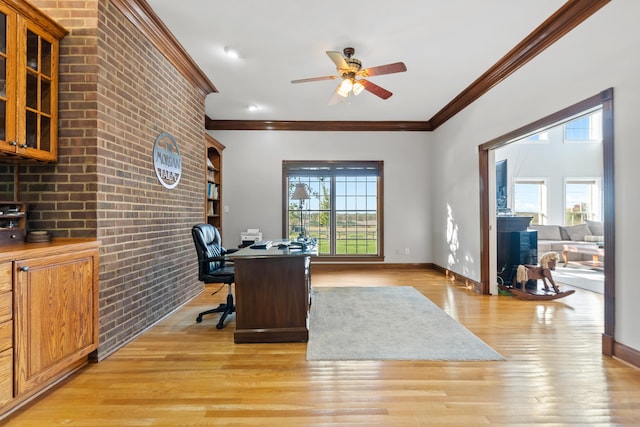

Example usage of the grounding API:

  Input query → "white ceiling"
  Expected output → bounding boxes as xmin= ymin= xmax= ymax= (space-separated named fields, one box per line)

xmin=146 ymin=0 xmax=566 ymax=122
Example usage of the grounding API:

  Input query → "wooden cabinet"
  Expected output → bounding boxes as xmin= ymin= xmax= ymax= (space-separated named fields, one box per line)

xmin=205 ymin=134 xmax=224 ymax=233
xmin=0 ymin=239 xmax=99 ymax=417
xmin=0 ymin=0 xmax=67 ymax=162
xmin=0 ymin=261 xmax=12 ymax=406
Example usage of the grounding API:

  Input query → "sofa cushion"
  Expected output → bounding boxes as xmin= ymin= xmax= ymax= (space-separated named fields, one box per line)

xmin=529 ymin=225 xmax=562 ymax=240
xmin=564 ymin=223 xmax=592 ymax=241
xmin=586 ymin=220 xmax=604 ymax=236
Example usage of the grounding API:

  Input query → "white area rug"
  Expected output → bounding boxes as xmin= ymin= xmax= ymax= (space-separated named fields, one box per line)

xmin=306 ymin=286 xmax=504 ymax=361
xmin=553 ymin=266 xmax=604 ymax=294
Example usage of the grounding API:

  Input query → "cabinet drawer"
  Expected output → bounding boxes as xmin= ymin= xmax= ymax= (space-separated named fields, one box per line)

xmin=0 ymin=292 xmax=11 ymax=324
xmin=0 ymin=263 xmax=11 ymax=293
xmin=0 ymin=321 xmax=11 ymax=353
xmin=0 ymin=348 xmax=12 ymax=406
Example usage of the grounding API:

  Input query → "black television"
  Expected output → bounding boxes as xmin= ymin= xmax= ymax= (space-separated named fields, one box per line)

xmin=496 ymin=159 xmax=508 ymax=211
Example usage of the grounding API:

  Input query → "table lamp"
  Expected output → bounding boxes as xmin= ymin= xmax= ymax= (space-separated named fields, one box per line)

xmin=291 ymin=183 xmax=310 ymax=240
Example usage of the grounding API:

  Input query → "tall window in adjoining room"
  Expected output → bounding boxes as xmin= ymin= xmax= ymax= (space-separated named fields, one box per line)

xmin=564 ymin=178 xmax=601 ymax=225
xmin=513 ymin=179 xmax=547 ymax=224
xmin=283 ymin=161 xmax=383 ymax=259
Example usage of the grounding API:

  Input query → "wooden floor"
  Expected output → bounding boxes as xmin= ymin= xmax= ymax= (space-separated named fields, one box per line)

xmin=4 ymin=267 xmax=640 ymax=426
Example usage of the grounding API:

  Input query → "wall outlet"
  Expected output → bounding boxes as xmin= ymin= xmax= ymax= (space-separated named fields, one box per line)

xmin=404 ymin=248 xmax=410 ymax=255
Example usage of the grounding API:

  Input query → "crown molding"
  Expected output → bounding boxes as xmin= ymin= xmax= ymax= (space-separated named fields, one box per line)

xmin=205 ymin=0 xmax=610 ymax=132
xmin=205 ymin=118 xmax=432 ymax=132
xmin=110 ymin=0 xmax=217 ymax=97
xmin=428 ymin=0 xmax=610 ymax=129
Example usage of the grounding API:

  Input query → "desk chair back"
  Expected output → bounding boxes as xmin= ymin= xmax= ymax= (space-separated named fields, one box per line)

xmin=192 ymin=224 xmax=233 ymax=282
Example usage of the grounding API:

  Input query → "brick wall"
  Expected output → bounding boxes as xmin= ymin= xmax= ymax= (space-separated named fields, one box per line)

xmin=25 ymin=0 xmax=207 ymax=359
xmin=0 ymin=165 xmax=14 ymax=199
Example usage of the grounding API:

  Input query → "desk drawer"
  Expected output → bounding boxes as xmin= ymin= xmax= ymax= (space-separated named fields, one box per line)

xmin=0 ymin=263 xmax=11 ymax=293
xmin=0 ymin=292 xmax=11 ymax=324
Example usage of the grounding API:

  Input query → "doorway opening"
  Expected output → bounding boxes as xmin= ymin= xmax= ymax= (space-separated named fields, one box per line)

xmin=478 ymin=88 xmax=615 ymax=356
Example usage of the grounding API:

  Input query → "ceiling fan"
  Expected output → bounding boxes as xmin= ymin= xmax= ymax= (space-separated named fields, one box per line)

xmin=291 ymin=47 xmax=407 ymax=104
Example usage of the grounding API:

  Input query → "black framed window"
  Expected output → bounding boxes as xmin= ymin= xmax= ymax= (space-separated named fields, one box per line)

xmin=283 ymin=161 xmax=383 ymax=261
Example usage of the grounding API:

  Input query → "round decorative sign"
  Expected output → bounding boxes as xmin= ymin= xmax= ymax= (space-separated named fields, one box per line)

xmin=153 ymin=132 xmax=182 ymax=189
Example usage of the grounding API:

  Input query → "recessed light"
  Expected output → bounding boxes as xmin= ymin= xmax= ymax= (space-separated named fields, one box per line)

xmin=223 ymin=46 xmax=240 ymax=59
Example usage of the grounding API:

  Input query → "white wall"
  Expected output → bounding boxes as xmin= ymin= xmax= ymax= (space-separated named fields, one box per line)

xmin=430 ymin=1 xmax=640 ymax=350
xmin=209 ymin=130 xmax=432 ymax=264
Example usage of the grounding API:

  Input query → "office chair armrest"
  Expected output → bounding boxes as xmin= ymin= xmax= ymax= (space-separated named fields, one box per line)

xmin=223 ymin=248 xmax=239 ymax=255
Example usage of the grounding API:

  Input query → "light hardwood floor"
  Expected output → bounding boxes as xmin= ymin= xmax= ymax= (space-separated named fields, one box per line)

xmin=4 ymin=266 xmax=640 ymax=426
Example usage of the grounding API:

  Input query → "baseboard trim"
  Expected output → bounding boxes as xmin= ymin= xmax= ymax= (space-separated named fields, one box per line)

xmin=612 ymin=339 xmax=640 ymax=369
xmin=312 ymin=263 xmax=433 ymax=271
xmin=431 ymin=264 xmax=482 ymax=292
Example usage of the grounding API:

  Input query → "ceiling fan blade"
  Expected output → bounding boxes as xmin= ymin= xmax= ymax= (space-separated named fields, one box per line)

xmin=360 ymin=79 xmax=393 ymax=99
xmin=359 ymin=62 xmax=407 ymax=77
xmin=291 ymin=75 xmax=337 ymax=84
xmin=326 ymin=51 xmax=349 ymax=70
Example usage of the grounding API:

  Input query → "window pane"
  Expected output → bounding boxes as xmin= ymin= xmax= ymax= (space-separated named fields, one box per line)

xmin=26 ymin=30 xmax=38 ymax=70
xmin=565 ymin=111 xmax=602 ymax=141
xmin=26 ymin=110 xmax=37 ymax=148
xmin=565 ymin=180 xmax=600 ymax=225
xmin=514 ymin=181 xmax=545 ymax=224
xmin=0 ymin=13 xmax=6 ymax=54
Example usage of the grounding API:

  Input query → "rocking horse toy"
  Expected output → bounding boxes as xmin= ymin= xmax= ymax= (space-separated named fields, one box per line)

xmin=498 ymin=252 xmax=575 ymax=300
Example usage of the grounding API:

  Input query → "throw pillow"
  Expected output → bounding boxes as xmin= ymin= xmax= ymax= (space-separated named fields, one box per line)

xmin=564 ymin=223 xmax=592 ymax=241
xmin=586 ymin=220 xmax=604 ymax=236
xmin=584 ymin=235 xmax=604 ymax=242
xmin=529 ymin=225 xmax=562 ymax=240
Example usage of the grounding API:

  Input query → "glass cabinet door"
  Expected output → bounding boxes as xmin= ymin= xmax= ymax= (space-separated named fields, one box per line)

xmin=24 ymin=28 xmax=53 ymax=154
xmin=0 ymin=2 xmax=64 ymax=162
xmin=0 ymin=11 xmax=6 ymax=144
xmin=0 ymin=6 xmax=15 ymax=150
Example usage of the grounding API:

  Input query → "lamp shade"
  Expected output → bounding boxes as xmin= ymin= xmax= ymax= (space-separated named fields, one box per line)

xmin=291 ymin=183 xmax=310 ymax=200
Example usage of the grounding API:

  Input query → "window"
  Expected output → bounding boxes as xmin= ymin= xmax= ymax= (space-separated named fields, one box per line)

xmin=524 ymin=131 xmax=549 ymax=142
xmin=513 ymin=179 xmax=547 ymax=224
xmin=283 ymin=161 xmax=383 ymax=260
xmin=564 ymin=178 xmax=601 ymax=225
xmin=565 ymin=110 xmax=602 ymax=141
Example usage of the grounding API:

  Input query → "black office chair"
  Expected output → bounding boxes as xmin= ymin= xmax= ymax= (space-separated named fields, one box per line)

xmin=191 ymin=224 xmax=236 ymax=329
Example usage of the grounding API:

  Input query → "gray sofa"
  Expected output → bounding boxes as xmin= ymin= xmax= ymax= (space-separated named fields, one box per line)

xmin=529 ymin=220 xmax=604 ymax=262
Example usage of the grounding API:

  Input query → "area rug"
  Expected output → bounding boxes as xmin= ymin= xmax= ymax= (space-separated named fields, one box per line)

xmin=306 ymin=286 xmax=504 ymax=361
xmin=553 ymin=266 xmax=604 ymax=294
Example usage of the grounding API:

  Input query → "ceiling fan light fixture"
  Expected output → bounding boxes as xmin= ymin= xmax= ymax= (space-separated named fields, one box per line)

xmin=352 ymin=80 xmax=365 ymax=96
xmin=337 ymin=78 xmax=353 ymax=97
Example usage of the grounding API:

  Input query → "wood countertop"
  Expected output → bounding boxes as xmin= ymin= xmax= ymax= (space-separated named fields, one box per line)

xmin=0 ymin=239 xmax=100 ymax=262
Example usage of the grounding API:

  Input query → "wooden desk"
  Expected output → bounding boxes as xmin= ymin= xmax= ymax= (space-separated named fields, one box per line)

xmin=229 ymin=244 xmax=316 ymax=343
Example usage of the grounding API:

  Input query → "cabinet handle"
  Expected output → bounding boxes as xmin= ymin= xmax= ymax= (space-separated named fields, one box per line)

xmin=19 ymin=143 xmax=28 ymax=149
xmin=20 ymin=266 xmax=29 ymax=272
xmin=9 ymin=140 xmax=17 ymax=146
